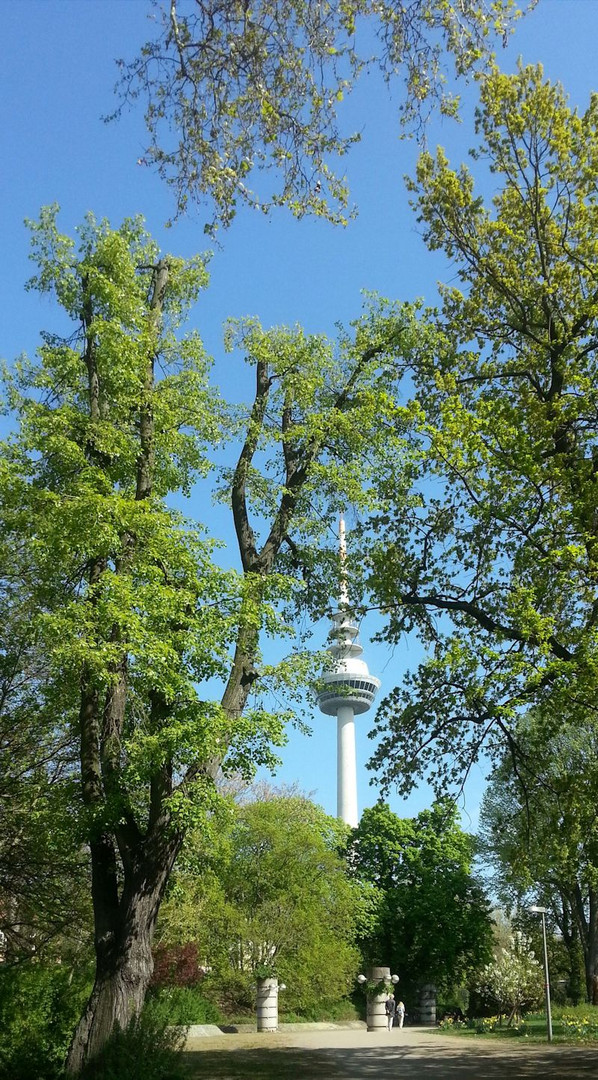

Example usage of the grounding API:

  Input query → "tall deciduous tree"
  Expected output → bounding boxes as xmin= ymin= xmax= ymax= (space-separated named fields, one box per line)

xmin=157 ymin=795 xmax=364 ymax=1014
xmin=479 ymin=708 xmax=598 ymax=1002
xmin=1 ymin=208 xmax=242 ymax=1072
xmin=1 ymin=209 xmax=416 ymax=1069
xmin=115 ymin=0 xmax=526 ymax=229
xmin=364 ymin=64 xmax=598 ymax=797
xmin=348 ymin=802 xmax=492 ymax=998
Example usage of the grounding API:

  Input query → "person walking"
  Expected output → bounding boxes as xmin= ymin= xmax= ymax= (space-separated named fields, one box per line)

xmin=385 ymin=994 xmax=396 ymax=1031
xmin=396 ymin=1000 xmax=405 ymax=1028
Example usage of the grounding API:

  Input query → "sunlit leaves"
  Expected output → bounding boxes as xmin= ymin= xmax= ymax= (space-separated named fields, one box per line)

xmin=349 ymin=801 xmax=493 ymax=994
xmin=366 ymin=65 xmax=598 ymax=798
xmin=115 ymin=0 xmax=521 ymax=230
xmin=0 ymin=209 xmax=241 ymax=837
xmin=158 ymin=794 xmax=363 ymax=1013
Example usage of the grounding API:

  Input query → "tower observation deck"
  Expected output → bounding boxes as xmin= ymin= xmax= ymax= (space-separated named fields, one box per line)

xmin=316 ymin=517 xmax=380 ymax=827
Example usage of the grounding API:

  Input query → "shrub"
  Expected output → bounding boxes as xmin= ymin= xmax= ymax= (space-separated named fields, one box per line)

xmin=145 ymin=985 xmax=223 ymax=1025
xmin=77 ymin=1008 xmax=187 ymax=1080
xmin=151 ymin=943 xmax=207 ymax=990
xmin=0 ymin=961 xmax=91 ymax=1080
xmin=281 ymin=998 xmax=361 ymax=1023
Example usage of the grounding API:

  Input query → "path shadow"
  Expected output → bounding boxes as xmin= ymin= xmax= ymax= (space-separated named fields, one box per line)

xmin=183 ymin=1042 xmax=598 ymax=1079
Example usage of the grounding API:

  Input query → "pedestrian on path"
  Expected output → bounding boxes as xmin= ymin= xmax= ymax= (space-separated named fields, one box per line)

xmin=385 ymin=994 xmax=396 ymax=1031
xmin=396 ymin=1000 xmax=405 ymax=1028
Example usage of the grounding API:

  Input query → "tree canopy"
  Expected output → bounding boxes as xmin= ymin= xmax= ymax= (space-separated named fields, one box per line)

xmin=348 ymin=801 xmax=492 ymax=998
xmin=157 ymin=794 xmax=365 ymax=1014
xmin=0 ymin=586 xmax=90 ymax=963
xmin=0 ymin=207 xmax=419 ymax=1069
xmin=115 ymin=0 xmax=525 ymax=229
xmin=362 ymin=63 xmax=598 ymax=797
xmin=479 ymin=706 xmax=598 ymax=1001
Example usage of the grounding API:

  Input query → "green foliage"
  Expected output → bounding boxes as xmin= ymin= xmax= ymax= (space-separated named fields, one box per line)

xmin=116 ymin=0 xmax=522 ymax=229
xmin=0 ymin=207 xmax=245 ymax=838
xmin=349 ymin=802 xmax=493 ymax=998
xmin=366 ymin=63 xmax=598 ymax=799
xmin=479 ymin=706 xmax=598 ymax=1001
xmin=482 ymin=711 xmax=598 ymax=898
xmin=438 ymin=1014 xmax=469 ymax=1031
xmin=1 ymin=206 xmax=430 ymax=1064
xmin=145 ymin=985 xmax=223 ymax=1026
xmin=0 ymin=478 xmax=91 ymax=960
xmin=0 ymin=207 xmax=253 ymax=1067
xmin=560 ymin=1012 xmax=598 ymax=1041
xmin=0 ymin=642 xmax=91 ymax=960
xmin=157 ymin=795 xmax=363 ymax=1016
xmin=442 ymin=1004 xmax=598 ymax=1042
xmin=76 ymin=1008 xmax=187 ymax=1080
xmin=553 ymin=1005 xmax=598 ymax=1041
xmin=469 ymin=1014 xmax=527 ymax=1034
xmin=280 ymin=998 xmax=360 ymax=1023
xmin=0 ymin=963 xmax=91 ymax=1080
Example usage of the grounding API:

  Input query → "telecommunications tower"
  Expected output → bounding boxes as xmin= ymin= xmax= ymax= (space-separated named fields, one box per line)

xmin=317 ymin=516 xmax=380 ymax=828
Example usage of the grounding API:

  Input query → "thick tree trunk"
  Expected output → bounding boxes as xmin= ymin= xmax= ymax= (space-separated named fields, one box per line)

xmin=587 ymin=890 xmax=598 ymax=1004
xmin=65 ymin=932 xmax=150 ymax=1075
xmin=572 ymin=884 xmax=598 ymax=1002
xmin=65 ymin=831 xmax=180 ymax=1075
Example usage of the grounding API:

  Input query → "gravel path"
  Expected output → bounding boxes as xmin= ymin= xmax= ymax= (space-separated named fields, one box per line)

xmin=183 ymin=1024 xmax=598 ymax=1078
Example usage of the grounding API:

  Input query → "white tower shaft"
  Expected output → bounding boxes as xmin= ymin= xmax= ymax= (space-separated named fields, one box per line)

xmin=337 ymin=704 xmax=358 ymax=827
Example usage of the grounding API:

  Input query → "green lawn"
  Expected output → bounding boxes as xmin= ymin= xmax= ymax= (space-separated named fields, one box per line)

xmin=436 ymin=1005 xmax=598 ymax=1044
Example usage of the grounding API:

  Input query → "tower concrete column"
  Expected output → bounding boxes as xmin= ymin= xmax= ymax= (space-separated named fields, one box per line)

xmin=337 ymin=704 xmax=358 ymax=827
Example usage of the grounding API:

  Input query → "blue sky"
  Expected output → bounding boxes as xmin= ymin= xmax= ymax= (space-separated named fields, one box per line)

xmin=1 ymin=0 xmax=595 ymax=829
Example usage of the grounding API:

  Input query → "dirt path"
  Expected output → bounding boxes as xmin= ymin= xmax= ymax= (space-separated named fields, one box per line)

xmin=183 ymin=1024 xmax=598 ymax=1078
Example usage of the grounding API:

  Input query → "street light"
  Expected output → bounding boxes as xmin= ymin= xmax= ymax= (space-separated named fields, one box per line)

xmin=529 ymin=905 xmax=552 ymax=1042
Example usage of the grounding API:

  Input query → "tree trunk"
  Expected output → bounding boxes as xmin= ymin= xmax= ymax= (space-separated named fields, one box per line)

xmin=560 ymin=902 xmax=584 ymax=1005
xmin=65 ymin=833 xmax=180 ymax=1075
xmin=66 ymin=935 xmax=150 ymax=1075
xmin=572 ymin=883 xmax=598 ymax=1002
xmin=587 ymin=890 xmax=598 ymax=1004
xmin=66 ymin=259 xmax=177 ymax=1076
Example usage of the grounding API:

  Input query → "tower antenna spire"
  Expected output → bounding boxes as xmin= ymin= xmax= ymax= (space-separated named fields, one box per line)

xmin=339 ymin=512 xmax=349 ymax=608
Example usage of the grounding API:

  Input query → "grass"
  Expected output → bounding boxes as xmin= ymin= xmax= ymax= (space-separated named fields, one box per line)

xmin=436 ymin=1004 xmax=598 ymax=1044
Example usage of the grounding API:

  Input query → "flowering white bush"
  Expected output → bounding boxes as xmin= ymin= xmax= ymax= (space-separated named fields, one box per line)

xmin=477 ymin=934 xmax=544 ymax=1022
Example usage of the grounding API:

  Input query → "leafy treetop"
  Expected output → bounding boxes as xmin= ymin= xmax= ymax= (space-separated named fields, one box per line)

xmin=364 ymin=63 xmax=598 ymax=798
xmin=115 ymin=0 xmax=526 ymax=230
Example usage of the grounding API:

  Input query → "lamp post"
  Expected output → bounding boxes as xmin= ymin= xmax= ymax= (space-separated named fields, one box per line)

xmin=529 ymin=905 xmax=552 ymax=1042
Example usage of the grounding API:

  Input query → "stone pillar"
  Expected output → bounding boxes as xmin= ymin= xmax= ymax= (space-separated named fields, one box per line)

xmin=419 ymin=983 xmax=437 ymax=1026
xmin=256 ymin=977 xmax=279 ymax=1031
xmin=366 ymin=966 xmax=391 ymax=1032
